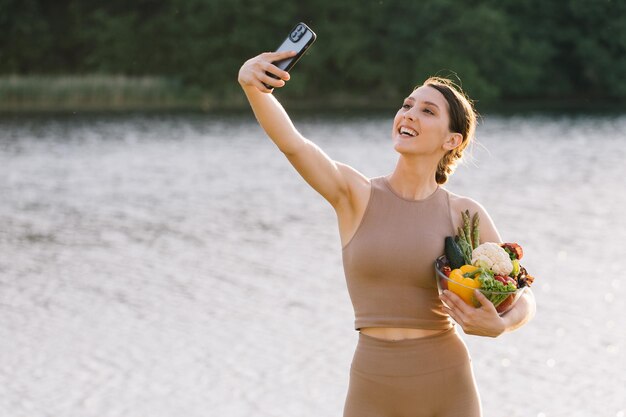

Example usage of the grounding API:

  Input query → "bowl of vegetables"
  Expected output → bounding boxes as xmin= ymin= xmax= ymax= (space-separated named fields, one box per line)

xmin=435 ymin=210 xmax=534 ymax=316
xmin=435 ymin=255 xmax=527 ymax=315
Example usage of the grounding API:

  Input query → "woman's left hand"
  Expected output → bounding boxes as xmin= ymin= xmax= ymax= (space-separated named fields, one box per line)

xmin=440 ymin=289 xmax=506 ymax=337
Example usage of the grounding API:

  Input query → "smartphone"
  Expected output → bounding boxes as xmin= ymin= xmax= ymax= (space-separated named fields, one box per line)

xmin=264 ymin=22 xmax=316 ymax=89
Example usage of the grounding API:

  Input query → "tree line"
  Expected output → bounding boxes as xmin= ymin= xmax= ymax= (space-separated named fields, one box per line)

xmin=1 ymin=0 xmax=625 ymax=104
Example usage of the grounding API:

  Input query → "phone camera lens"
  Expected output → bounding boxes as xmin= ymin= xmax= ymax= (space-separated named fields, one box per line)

xmin=289 ymin=24 xmax=307 ymax=41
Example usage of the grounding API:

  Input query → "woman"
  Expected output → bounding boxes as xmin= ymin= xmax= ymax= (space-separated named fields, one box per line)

xmin=238 ymin=50 xmax=536 ymax=417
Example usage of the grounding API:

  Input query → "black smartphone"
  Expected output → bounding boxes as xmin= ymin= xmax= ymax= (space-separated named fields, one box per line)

xmin=263 ymin=22 xmax=317 ymax=89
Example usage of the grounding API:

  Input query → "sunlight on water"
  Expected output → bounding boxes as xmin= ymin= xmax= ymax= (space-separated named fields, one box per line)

xmin=1 ymin=111 xmax=625 ymax=417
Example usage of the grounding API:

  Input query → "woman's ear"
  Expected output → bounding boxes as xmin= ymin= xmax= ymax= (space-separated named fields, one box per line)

xmin=443 ymin=133 xmax=463 ymax=151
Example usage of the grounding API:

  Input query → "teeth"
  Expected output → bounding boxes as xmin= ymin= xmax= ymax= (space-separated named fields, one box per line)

xmin=399 ymin=126 xmax=417 ymax=137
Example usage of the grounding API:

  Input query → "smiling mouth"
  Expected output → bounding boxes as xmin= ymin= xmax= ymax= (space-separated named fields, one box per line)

xmin=399 ymin=126 xmax=418 ymax=137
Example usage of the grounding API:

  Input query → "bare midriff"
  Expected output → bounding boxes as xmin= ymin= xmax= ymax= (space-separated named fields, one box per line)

xmin=360 ymin=327 xmax=447 ymax=341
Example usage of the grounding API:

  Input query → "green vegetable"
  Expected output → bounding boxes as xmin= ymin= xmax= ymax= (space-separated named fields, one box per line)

xmin=503 ymin=246 xmax=516 ymax=260
xmin=467 ymin=266 xmax=494 ymax=282
xmin=457 ymin=226 xmax=467 ymax=244
xmin=456 ymin=234 xmax=473 ymax=265
xmin=472 ymin=212 xmax=480 ymax=250
xmin=452 ymin=210 xmax=480 ymax=265
xmin=477 ymin=273 xmax=517 ymax=307
xmin=445 ymin=236 xmax=465 ymax=269
xmin=510 ymin=259 xmax=520 ymax=277
xmin=462 ymin=210 xmax=472 ymax=250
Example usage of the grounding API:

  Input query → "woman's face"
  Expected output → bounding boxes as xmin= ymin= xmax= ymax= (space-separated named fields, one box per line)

xmin=391 ymin=85 xmax=458 ymax=156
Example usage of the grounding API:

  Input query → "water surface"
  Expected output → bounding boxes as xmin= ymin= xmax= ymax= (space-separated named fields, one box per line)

xmin=1 ymin=111 xmax=625 ymax=417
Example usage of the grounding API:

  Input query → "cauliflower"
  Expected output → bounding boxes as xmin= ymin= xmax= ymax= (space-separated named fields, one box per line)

xmin=471 ymin=242 xmax=513 ymax=276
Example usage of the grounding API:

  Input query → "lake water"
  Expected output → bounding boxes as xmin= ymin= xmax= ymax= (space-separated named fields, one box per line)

xmin=0 ymin=110 xmax=625 ymax=417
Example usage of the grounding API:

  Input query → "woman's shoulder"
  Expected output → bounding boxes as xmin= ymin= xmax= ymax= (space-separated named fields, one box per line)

xmin=444 ymin=188 xmax=502 ymax=242
xmin=444 ymin=188 xmax=484 ymax=212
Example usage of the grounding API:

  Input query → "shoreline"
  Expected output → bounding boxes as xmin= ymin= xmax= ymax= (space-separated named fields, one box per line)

xmin=1 ymin=75 xmax=625 ymax=115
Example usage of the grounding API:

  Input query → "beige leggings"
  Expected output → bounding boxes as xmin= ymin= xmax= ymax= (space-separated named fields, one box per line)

xmin=343 ymin=326 xmax=482 ymax=417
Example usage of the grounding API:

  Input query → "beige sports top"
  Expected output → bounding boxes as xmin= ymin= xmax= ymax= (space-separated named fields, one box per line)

xmin=342 ymin=176 xmax=454 ymax=331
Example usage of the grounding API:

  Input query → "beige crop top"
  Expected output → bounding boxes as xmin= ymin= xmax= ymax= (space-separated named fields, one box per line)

xmin=341 ymin=176 xmax=454 ymax=331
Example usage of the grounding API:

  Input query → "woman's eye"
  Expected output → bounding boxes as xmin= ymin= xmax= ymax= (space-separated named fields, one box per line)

xmin=423 ymin=108 xmax=434 ymax=115
xmin=402 ymin=104 xmax=411 ymax=109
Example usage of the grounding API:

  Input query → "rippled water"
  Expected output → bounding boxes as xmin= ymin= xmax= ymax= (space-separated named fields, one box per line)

xmin=1 ymin=110 xmax=625 ymax=417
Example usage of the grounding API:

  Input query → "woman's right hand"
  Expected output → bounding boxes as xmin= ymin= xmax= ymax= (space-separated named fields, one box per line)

xmin=238 ymin=51 xmax=296 ymax=93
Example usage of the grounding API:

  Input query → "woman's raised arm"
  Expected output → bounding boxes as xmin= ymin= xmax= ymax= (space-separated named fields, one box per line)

xmin=238 ymin=51 xmax=354 ymax=208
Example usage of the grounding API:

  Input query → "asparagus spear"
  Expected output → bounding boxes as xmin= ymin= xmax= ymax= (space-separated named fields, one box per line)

xmin=457 ymin=226 xmax=467 ymax=243
xmin=463 ymin=210 xmax=472 ymax=249
xmin=472 ymin=212 xmax=480 ymax=249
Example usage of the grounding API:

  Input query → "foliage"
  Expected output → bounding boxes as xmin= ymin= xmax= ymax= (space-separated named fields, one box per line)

xmin=0 ymin=75 xmax=199 ymax=111
xmin=0 ymin=0 xmax=625 ymax=104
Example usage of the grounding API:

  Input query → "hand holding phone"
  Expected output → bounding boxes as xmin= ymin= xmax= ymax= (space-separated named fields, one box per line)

xmin=263 ymin=22 xmax=317 ymax=89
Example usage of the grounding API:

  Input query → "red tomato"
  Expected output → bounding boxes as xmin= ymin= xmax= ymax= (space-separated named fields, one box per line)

xmin=494 ymin=275 xmax=508 ymax=284
xmin=505 ymin=276 xmax=518 ymax=288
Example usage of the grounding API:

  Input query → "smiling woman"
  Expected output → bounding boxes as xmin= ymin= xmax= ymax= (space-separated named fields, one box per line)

xmin=237 ymin=50 xmax=536 ymax=417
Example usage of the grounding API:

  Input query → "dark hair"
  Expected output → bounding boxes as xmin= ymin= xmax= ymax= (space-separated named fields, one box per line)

xmin=419 ymin=77 xmax=478 ymax=184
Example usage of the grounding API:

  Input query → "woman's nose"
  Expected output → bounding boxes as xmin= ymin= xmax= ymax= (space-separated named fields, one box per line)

xmin=403 ymin=110 xmax=416 ymax=121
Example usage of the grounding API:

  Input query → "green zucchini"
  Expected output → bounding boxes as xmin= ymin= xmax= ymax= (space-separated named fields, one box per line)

xmin=445 ymin=236 xmax=465 ymax=269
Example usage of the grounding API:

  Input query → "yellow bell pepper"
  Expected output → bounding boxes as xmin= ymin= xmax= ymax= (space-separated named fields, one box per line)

xmin=448 ymin=267 xmax=481 ymax=306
